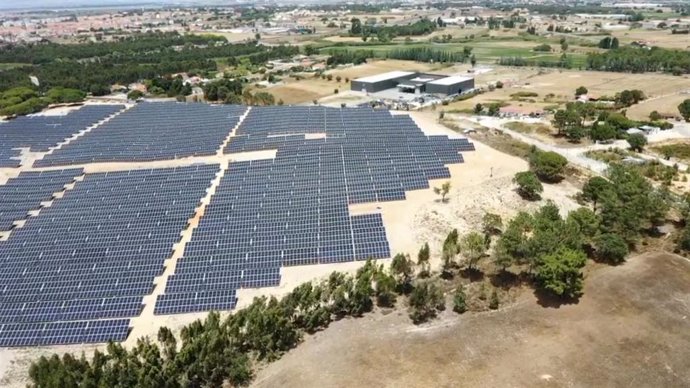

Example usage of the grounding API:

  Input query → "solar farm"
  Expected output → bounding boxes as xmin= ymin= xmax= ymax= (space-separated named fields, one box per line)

xmin=0 ymin=102 xmax=474 ymax=348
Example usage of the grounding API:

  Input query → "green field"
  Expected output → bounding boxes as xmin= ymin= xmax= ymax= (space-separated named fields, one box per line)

xmin=320 ymin=40 xmax=588 ymax=66
xmin=0 ymin=63 xmax=30 ymax=71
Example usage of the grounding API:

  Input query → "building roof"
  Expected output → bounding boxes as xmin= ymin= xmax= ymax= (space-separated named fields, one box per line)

xmin=428 ymin=76 xmax=474 ymax=86
xmin=354 ymin=71 xmax=416 ymax=83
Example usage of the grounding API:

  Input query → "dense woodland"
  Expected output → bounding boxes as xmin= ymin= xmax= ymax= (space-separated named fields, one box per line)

xmin=0 ymin=32 xmax=298 ymax=94
xmin=586 ymin=46 xmax=690 ymax=74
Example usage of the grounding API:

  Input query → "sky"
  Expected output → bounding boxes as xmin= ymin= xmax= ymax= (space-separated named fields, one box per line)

xmin=0 ymin=0 xmax=233 ymax=11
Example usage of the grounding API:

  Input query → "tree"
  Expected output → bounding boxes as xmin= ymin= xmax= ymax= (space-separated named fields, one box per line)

xmin=433 ymin=181 xmax=451 ymax=202
xmin=594 ymin=233 xmax=629 ymax=264
xmin=408 ymin=280 xmax=445 ymax=323
xmin=582 ymin=176 xmax=612 ymax=211
xmin=473 ymin=103 xmax=483 ymax=114
xmin=482 ymin=212 xmax=503 ymax=236
xmin=390 ymin=253 xmax=414 ymax=292
xmin=649 ymin=110 xmax=662 ymax=121
xmin=626 ymin=133 xmax=647 ymax=152
xmin=493 ymin=245 xmax=514 ymax=272
xmin=552 ymin=108 xmax=582 ymax=136
xmin=679 ymin=99 xmax=690 ymax=121
xmin=335 ymin=75 xmax=342 ymax=83
xmin=488 ymin=289 xmax=500 ymax=309
xmin=529 ymin=150 xmax=567 ymax=182
xmin=89 ymin=84 xmax=111 ymax=96
xmin=452 ymin=287 xmax=467 ymax=313
xmin=599 ymin=164 xmax=668 ymax=244
xmin=374 ymin=271 xmax=397 ymax=307
xmin=589 ymin=123 xmax=618 ymax=142
xmin=575 ymin=86 xmax=588 ymax=97
xmin=565 ymin=125 xmax=587 ymax=142
xmin=495 ymin=80 xmax=504 ymax=89
xmin=513 ymin=171 xmax=543 ymax=200
xmin=535 ymin=247 xmax=587 ymax=299
xmin=567 ymin=207 xmax=600 ymax=242
xmin=487 ymin=103 xmax=500 ymax=116
xmin=459 ymin=231 xmax=487 ymax=271
xmin=598 ymin=36 xmax=619 ymax=49
xmin=304 ymin=45 xmax=318 ymax=56
xmin=127 ymin=89 xmax=144 ymax=100
xmin=470 ymin=54 xmax=477 ymax=67
xmin=677 ymin=223 xmax=690 ymax=251
xmin=350 ymin=18 xmax=362 ymax=35
xmin=417 ymin=243 xmax=431 ymax=277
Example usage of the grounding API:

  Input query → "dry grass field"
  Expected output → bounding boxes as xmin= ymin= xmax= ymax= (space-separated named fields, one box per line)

xmin=444 ymin=68 xmax=690 ymax=117
xmin=252 ymin=252 xmax=690 ymax=388
xmin=612 ymin=29 xmax=690 ymax=50
xmin=627 ymin=92 xmax=690 ymax=121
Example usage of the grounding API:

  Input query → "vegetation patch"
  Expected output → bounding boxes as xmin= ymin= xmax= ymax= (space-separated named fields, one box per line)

xmin=651 ymin=142 xmax=690 ymax=161
xmin=504 ymin=121 xmax=553 ymax=136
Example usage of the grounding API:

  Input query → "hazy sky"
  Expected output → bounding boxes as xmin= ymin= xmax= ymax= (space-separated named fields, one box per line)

xmin=0 ymin=0 xmax=213 ymax=11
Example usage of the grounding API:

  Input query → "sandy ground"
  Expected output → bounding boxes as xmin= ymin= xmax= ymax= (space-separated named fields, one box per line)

xmin=0 ymin=106 xmax=581 ymax=386
xmin=251 ymin=252 xmax=690 ymax=388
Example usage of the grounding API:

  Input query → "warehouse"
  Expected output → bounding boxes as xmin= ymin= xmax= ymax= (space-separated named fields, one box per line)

xmin=425 ymin=76 xmax=475 ymax=95
xmin=351 ymin=71 xmax=475 ymax=96
xmin=350 ymin=71 xmax=417 ymax=93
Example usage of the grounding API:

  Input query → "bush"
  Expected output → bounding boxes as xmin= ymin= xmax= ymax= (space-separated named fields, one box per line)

xmin=45 ymin=87 xmax=86 ymax=104
xmin=513 ymin=171 xmax=543 ymax=200
xmin=408 ymin=280 xmax=445 ymax=324
xmin=594 ymin=233 xmax=629 ymax=264
xmin=452 ymin=287 xmax=467 ymax=313
xmin=127 ymin=90 xmax=144 ymax=100
xmin=626 ymin=133 xmax=647 ymax=152
xmin=488 ymin=289 xmax=499 ymax=310
xmin=529 ymin=150 xmax=568 ymax=182
xmin=535 ymin=247 xmax=587 ymax=299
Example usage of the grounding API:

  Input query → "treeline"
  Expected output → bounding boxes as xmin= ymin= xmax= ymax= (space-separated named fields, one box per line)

xmin=497 ymin=54 xmax=573 ymax=69
xmin=326 ymin=50 xmax=374 ymax=66
xmin=386 ymin=47 xmax=468 ymax=63
xmin=350 ymin=18 xmax=437 ymax=38
xmin=586 ymin=47 xmax=690 ymax=74
xmin=326 ymin=47 xmax=468 ymax=65
xmin=0 ymin=32 xmax=225 ymax=64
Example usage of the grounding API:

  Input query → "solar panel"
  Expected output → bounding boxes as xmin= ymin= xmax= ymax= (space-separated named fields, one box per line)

xmin=0 ymin=105 xmax=124 ymax=167
xmin=37 ymin=103 xmax=247 ymax=167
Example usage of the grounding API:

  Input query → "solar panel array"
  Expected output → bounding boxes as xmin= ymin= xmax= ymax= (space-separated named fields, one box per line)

xmin=0 ymin=164 xmax=218 ymax=346
xmin=156 ymin=106 xmax=474 ymax=315
xmin=36 ymin=102 xmax=247 ymax=167
xmin=0 ymin=169 xmax=83 ymax=231
xmin=0 ymin=105 xmax=124 ymax=167
xmin=0 ymin=103 xmax=475 ymax=344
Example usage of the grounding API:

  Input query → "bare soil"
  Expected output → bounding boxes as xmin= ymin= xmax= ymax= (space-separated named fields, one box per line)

xmin=252 ymin=252 xmax=690 ymax=388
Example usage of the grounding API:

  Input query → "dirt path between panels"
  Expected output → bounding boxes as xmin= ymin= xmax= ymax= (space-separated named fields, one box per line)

xmin=252 ymin=252 xmax=690 ymax=388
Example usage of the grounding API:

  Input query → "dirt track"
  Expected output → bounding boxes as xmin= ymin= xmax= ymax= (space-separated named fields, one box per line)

xmin=252 ymin=252 xmax=690 ymax=388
